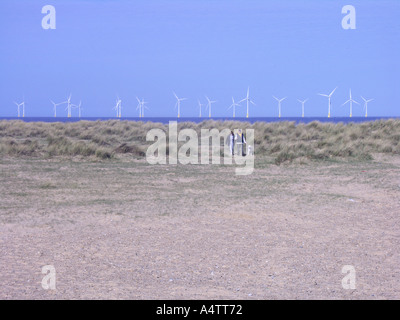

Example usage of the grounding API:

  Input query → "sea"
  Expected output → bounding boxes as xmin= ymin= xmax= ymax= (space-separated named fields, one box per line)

xmin=0 ymin=116 xmax=398 ymax=124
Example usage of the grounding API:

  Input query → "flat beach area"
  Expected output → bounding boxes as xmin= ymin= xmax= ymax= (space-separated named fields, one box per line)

xmin=1 ymin=151 xmax=399 ymax=299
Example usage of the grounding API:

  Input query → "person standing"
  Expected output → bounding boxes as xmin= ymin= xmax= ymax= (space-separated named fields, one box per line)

xmin=235 ymin=129 xmax=246 ymax=156
xmin=226 ymin=131 xmax=235 ymax=155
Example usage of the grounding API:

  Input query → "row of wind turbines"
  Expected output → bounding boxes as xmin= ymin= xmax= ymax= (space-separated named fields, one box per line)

xmin=12 ymin=87 xmax=374 ymax=118
xmin=317 ymin=87 xmax=373 ymax=118
xmin=50 ymin=94 xmax=82 ymax=118
xmin=174 ymin=87 xmax=373 ymax=118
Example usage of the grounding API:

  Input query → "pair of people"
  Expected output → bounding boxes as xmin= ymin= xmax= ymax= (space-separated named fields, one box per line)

xmin=227 ymin=129 xmax=246 ymax=156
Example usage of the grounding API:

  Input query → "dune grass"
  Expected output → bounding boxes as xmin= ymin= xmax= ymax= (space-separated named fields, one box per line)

xmin=0 ymin=119 xmax=399 ymax=164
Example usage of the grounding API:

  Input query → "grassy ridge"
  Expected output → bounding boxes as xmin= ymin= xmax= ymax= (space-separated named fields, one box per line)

xmin=0 ymin=119 xmax=399 ymax=164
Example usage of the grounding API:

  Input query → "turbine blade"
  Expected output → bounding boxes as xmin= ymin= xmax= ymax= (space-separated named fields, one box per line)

xmin=329 ymin=87 xmax=337 ymax=96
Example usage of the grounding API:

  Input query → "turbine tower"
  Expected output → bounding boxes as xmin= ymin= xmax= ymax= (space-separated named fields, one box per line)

xmin=72 ymin=101 xmax=82 ymax=118
xmin=136 ymin=97 xmax=148 ymax=117
xmin=50 ymin=100 xmax=65 ymax=118
xmin=228 ymin=97 xmax=240 ymax=118
xmin=14 ymin=100 xmax=25 ymax=118
xmin=50 ymin=98 xmax=68 ymax=117
xmin=361 ymin=96 xmax=373 ymax=118
xmin=173 ymin=92 xmax=187 ymax=118
xmin=342 ymin=89 xmax=359 ymax=117
xmin=136 ymin=97 xmax=142 ymax=118
xmin=318 ymin=87 xmax=337 ymax=118
xmin=239 ymin=87 xmax=255 ymax=118
xmin=64 ymin=94 xmax=73 ymax=118
xmin=273 ymin=96 xmax=286 ymax=118
xmin=297 ymin=98 xmax=309 ymax=118
xmin=141 ymin=99 xmax=149 ymax=117
xmin=113 ymin=96 xmax=122 ymax=118
xmin=205 ymin=96 xmax=217 ymax=118
xmin=198 ymin=100 xmax=204 ymax=118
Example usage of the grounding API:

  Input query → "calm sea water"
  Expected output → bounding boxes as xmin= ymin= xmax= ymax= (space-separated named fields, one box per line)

xmin=0 ymin=116 xmax=398 ymax=124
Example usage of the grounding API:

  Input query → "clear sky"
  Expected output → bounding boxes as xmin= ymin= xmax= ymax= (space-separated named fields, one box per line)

xmin=0 ymin=0 xmax=399 ymax=117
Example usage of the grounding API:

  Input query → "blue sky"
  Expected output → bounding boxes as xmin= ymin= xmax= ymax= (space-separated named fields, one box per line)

xmin=0 ymin=0 xmax=399 ymax=117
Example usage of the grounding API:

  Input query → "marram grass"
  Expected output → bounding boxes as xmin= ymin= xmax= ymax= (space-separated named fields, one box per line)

xmin=0 ymin=119 xmax=399 ymax=164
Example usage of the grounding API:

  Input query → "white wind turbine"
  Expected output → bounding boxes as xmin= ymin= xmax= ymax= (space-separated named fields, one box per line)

xmin=72 ymin=101 xmax=82 ymax=118
xmin=342 ymin=89 xmax=359 ymax=117
xmin=136 ymin=97 xmax=148 ymax=117
xmin=205 ymin=96 xmax=217 ymax=118
xmin=198 ymin=100 xmax=204 ymax=118
xmin=273 ymin=96 xmax=286 ymax=118
xmin=361 ymin=96 xmax=373 ymax=118
xmin=228 ymin=97 xmax=240 ymax=118
xmin=173 ymin=92 xmax=187 ymax=118
xmin=64 ymin=94 xmax=73 ymax=118
xmin=318 ymin=87 xmax=337 ymax=118
xmin=239 ymin=87 xmax=255 ymax=118
xmin=141 ymin=99 xmax=149 ymax=117
xmin=113 ymin=96 xmax=122 ymax=118
xmin=136 ymin=97 xmax=142 ymax=118
xmin=50 ymin=99 xmax=66 ymax=118
xmin=297 ymin=98 xmax=309 ymax=118
xmin=14 ymin=98 xmax=25 ymax=118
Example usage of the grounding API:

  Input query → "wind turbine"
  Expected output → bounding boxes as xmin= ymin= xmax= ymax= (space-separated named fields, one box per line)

xmin=198 ymin=100 xmax=204 ymax=118
xmin=14 ymin=100 xmax=25 ymax=118
xmin=297 ymin=98 xmax=309 ymax=118
xmin=50 ymin=99 xmax=65 ymax=117
xmin=342 ymin=89 xmax=359 ymax=117
xmin=72 ymin=101 xmax=82 ymax=118
xmin=318 ymin=87 xmax=337 ymax=118
xmin=205 ymin=96 xmax=217 ymax=118
xmin=173 ymin=92 xmax=186 ymax=118
xmin=228 ymin=97 xmax=240 ymax=118
xmin=239 ymin=87 xmax=255 ymax=118
xmin=136 ymin=97 xmax=148 ymax=117
xmin=64 ymin=94 xmax=73 ymax=118
xmin=141 ymin=99 xmax=149 ymax=117
xmin=361 ymin=96 xmax=373 ymax=118
xmin=113 ymin=96 xmax=122 ymax=118
xmin=136 ymin=97 xmax=142 ymax=118
xmin=273 ymin=96 xmax=286 ymax=118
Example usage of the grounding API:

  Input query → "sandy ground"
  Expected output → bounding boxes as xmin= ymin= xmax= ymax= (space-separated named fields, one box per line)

xmin=0 ymin=155 xmax=399 ymax=299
